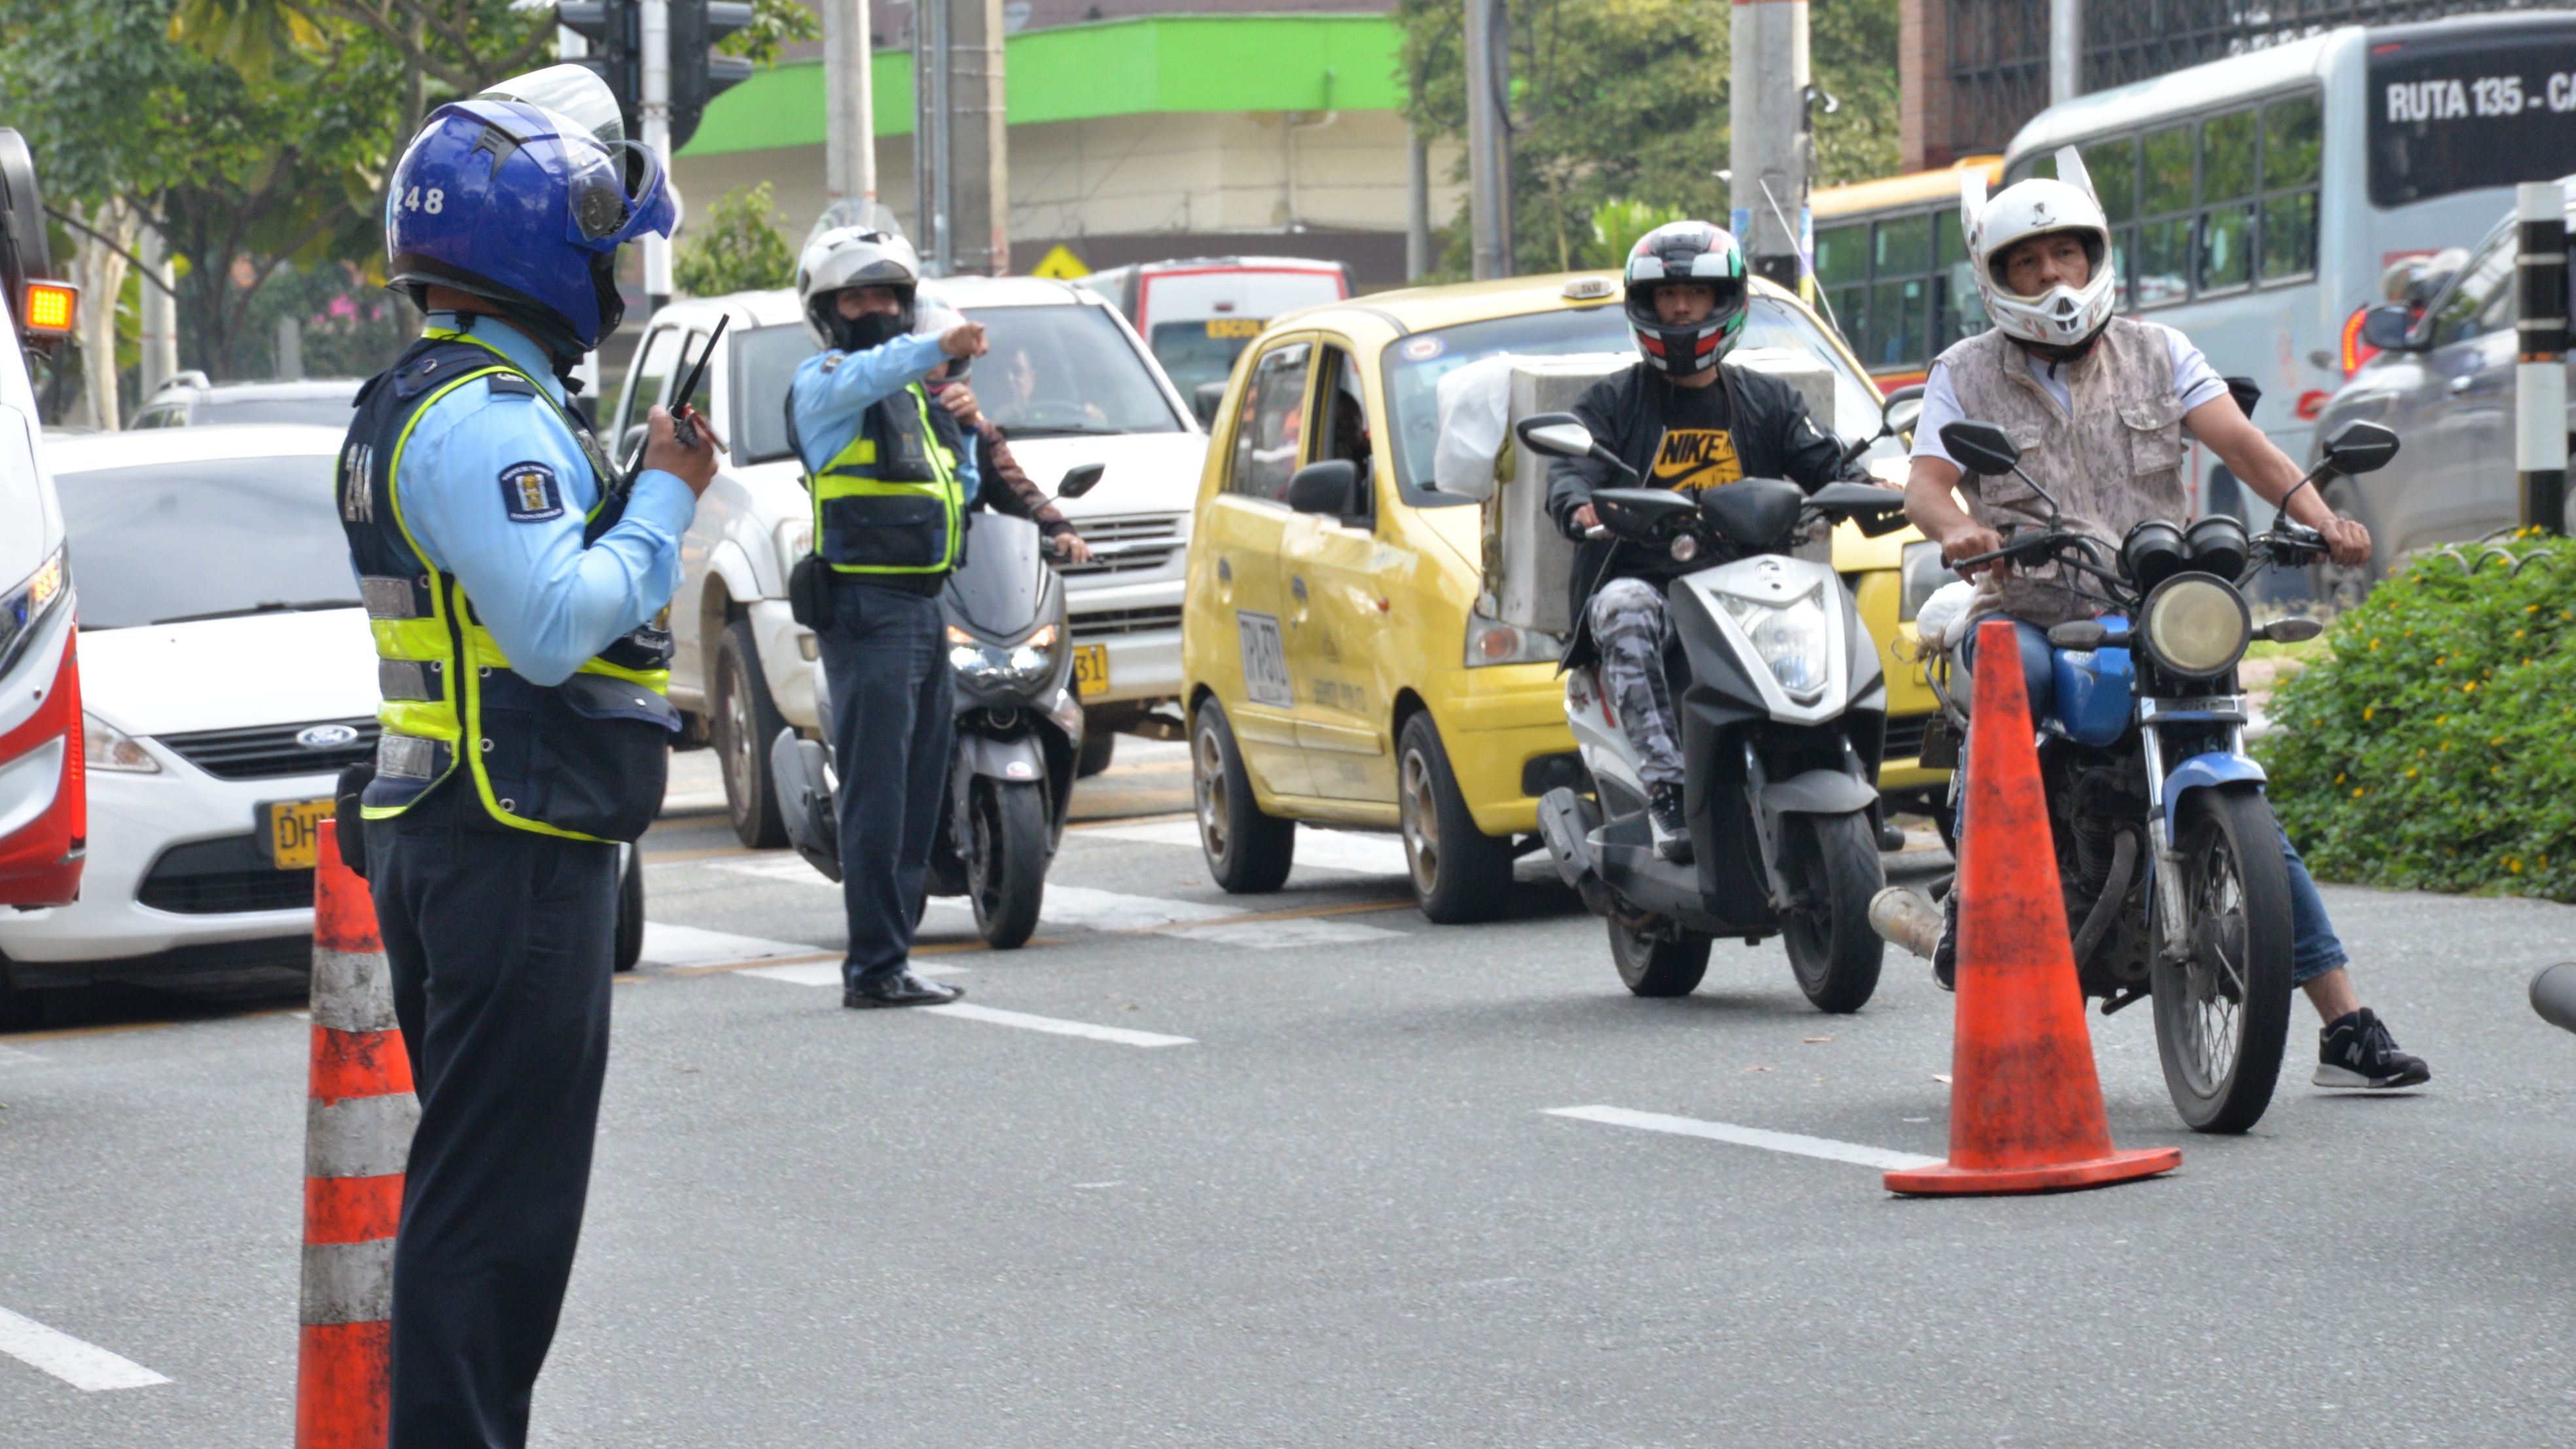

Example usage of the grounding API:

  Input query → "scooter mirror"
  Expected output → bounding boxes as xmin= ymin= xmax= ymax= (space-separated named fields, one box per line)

xmin=1514 ymin=412 xmax=1596 ymax=461
xmin=2321 ymin=420 xmax=2400 ymax=476
xmin=1939 ymin=420 xmax=2020 ymax=476
xmin=1056 ymin=461 xmax=1105 ymax=499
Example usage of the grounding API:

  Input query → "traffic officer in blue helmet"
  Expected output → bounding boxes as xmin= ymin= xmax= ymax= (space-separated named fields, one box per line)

xmin=338 ymin=64 xmax=717 ymax=1448
xmin=786 ymin=211 xmax=987 ymax=1007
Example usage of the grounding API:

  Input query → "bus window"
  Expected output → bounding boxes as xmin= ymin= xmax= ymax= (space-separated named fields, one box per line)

xmin=2261 ymin=94 xmax=2323 ymax=281
xmin=1870 ymin=213 xmax=1935 ymax=368
xmin=1816 ymin=220 xmax=1869 ymax=351
xmin=1932 ymin=218 xmax=1986 ymax=346
xmin=2081 ymin=135 xmax=2139 ymax=308
xmin=2199 ymin=110 xmax=2259 ymax=295
xmin=2137 ymin=124 xmax=2196 ymax=308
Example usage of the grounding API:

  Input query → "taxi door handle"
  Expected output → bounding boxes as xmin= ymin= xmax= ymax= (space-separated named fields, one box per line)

xmin=1289 ymin=575 xmax=1309 ymax=623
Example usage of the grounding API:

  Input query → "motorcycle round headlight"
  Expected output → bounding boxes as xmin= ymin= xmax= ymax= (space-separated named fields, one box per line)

xmin=2141 ymin=575 xmax=2251 ymax=678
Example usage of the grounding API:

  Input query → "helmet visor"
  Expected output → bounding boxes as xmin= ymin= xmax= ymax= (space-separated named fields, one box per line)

xmin=554 ymin=123 xmax=675 ymax=251
xmin=480 ymin=64 xmax=626 ymax=149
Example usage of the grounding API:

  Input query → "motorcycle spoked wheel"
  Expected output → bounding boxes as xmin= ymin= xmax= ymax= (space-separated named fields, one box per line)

xmin=1608 ymin=916 xmax=1711 ymax=997
xmin=967 ymin=778 xmax=1050 ymax=949
xmin=2149 ymin=790 xmax=2295 ymax=1134
xmin=1778 ymin=812 xmax=1886 ymax=1014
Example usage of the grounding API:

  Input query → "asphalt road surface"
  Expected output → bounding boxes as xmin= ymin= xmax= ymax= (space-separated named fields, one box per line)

xmin=5 ymin=741 xmax=2575 ymax=1446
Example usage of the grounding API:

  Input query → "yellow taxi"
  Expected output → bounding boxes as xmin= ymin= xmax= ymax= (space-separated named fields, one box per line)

xmin=1181 ymin=271 xmax=1946 ymax=921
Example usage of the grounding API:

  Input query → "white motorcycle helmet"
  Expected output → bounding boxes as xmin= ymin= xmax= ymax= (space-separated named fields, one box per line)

xmin=1960 ymin=147 xmax=2116 ymax=353
xmin=911 ymin=289 xmax=969 ymax=380
xmin=796 ymin=215 xmax=921 ymax=351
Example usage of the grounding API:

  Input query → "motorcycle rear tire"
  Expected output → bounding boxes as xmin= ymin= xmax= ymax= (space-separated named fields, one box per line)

xmin=968 ymin=778 xmax=1050 ymax=950
xmin=2151 ymin=789 xmax=2294 ymax=1134
xmin=1609 ymin=918 xmax=1710 ymax=997
xmin=1780 ymin=812 xmax=1886 ymax=1014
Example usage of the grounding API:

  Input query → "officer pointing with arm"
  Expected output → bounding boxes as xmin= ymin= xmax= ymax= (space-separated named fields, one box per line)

xmin=338 ymin=66 xmax=717 ymax=1449
xmin=787 ymin=224 xmax=989 ymax=1007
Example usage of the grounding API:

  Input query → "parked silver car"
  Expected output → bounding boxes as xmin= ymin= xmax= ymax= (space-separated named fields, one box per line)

xmin=2310 ymin=186 xmax=2576 ymax=609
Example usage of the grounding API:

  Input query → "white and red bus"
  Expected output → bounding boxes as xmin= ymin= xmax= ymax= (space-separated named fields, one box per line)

xmin=1080 ymin=256 xmax=1350 ymax=408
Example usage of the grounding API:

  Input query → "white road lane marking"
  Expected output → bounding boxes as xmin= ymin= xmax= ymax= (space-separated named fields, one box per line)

xmin=926 ymin=883 xmax=1233 ymax=931
xmin=921 ymin=1003 xmax=1193 ymax=1048
xmin=0 ymin=1045 xmax=46 ymax=1065
xmin=1545 ymin=1105 xmax=1941 ymax=1172
xmin=1080 ymin=820 xmax=1414 ymax=877
xmin=1168 ymin=918 xmax=1405 ymax=948
xmin=0 ymin=1306 xmax=170 ymax=1391
xmin=741 ymin=961 xmax=971 ymax=986
xmin=641 ymin=922 xmax=825 ymax=970
xmin=705 ymin=861 xmax=1409 ymax=946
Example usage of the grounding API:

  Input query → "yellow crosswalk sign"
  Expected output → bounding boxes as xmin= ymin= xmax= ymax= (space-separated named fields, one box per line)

xmin=1029 ymin=244 xmax=1090 ymax=279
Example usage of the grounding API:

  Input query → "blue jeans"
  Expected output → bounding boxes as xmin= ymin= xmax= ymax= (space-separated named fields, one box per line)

xmin=1959 ymin=618 xmax=2348 ymax=984
xmin=819 ymin=578 xmax=956 ymax=989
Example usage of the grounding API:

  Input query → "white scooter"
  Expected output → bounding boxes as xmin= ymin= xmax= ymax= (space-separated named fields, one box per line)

xmin=1515 ymin=413 xmax=1914 ymax=1012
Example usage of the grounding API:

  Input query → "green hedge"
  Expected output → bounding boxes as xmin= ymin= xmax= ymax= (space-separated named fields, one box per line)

xmin=2258 ymin=537 xmax=2576 ymax=903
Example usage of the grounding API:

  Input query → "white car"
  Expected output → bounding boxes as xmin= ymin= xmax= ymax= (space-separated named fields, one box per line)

xmin=623 ymin=276 xmax=1208 ymax=848
xmin=0 ymin=425 xmax=647 ymax=1022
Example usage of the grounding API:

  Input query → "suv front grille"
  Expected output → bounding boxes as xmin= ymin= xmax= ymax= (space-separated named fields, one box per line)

xmin=1072 ymin=605 xmax=1184 ymax=640
xmin=159 ymin=717 xmax=379 ymax=781
xmin=1057 ymin=513 xmax=1185 ymax=577
xmin=137 ymin=835 xmax=312 ymax=915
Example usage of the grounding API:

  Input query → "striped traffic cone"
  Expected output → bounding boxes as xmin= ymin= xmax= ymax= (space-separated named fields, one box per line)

xmin=295 ymin=819 xmax=416 ymax=1448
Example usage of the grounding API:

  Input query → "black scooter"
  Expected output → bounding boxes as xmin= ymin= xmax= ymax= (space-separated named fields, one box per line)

xmin=770 ymin=466 xmax=1100 ymax=947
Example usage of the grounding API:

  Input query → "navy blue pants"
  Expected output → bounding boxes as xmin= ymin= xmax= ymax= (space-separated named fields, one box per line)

xmin=818 ymin=578 xmax=955 ymax=989
xmin=1962 ymin=617 xmax=2349 ymax=983
xmin=369 ymin=781 xmax=618 ymax=1449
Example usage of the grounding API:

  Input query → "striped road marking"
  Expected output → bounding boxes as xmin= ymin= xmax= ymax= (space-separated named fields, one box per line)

xmin=921 ymin=1003 xmax=1193 ymax=1048
xmin=1080 ymin=819 xmax=1414 ymax=877
xmin=0 ymin=1306 xmax=169 ymax=1391
xmin=640 ymin=922 xmax=823 ymax=971
xmin=1545 ymin=1105 xmax=1941 ymax=1172
xmin=705 ymin=865 xmax=1412 ymax=948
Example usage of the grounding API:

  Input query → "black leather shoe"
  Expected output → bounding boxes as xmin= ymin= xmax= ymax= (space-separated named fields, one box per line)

xmin=843 ymin=971 xmax=965 ymax=1009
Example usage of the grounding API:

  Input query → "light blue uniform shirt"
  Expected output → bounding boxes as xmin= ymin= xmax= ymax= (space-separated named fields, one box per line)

xmin=787 ymin=331 xmax=980 ymax=499
xmin=391 ymin=314 xmax=696 ymax=687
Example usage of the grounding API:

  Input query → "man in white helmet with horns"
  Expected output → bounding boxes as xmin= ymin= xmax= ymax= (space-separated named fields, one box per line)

xmin=1902 ymin=149 xmax=2429 ymax=1093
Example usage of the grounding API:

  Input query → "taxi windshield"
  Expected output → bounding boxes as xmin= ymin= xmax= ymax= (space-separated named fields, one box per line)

xmin=1380 ymin=295 xmax=1898 ymax=505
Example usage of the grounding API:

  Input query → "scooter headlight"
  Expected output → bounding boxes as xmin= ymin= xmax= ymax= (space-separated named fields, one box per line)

xmin=948 ymin=623 xmax=1056 ymax=685
xmin=2141 ymin=575 xmax=2250 ymax=679
xmin=1720 ymin=582 xmax=1831 ymax=701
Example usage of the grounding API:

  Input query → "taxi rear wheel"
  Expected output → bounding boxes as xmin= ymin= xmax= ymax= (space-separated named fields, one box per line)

xmin=1397 ymin=712 xmax=1513 ymax=925
xmin=1194 ymin=699 xmax=1294 ymax=893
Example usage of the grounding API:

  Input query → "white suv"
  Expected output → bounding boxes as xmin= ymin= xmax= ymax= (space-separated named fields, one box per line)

xmin=620 ymin=277 xmax=1208 ymax=848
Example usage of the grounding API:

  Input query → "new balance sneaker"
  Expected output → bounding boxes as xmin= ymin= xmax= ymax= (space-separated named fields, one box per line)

xmin=1648 ymin=783 xmax=1692 ymax=863
xmin=2314 ymin=1007 xmax=2430 ymax=1088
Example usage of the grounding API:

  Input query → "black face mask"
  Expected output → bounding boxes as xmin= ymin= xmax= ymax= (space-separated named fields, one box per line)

xmin=831 ymin=308 xmax=908 ymax=352
xmin=590 ymin=251 xmax=626 ymax=342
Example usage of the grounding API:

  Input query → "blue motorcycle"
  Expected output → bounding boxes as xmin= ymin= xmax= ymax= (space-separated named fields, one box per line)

xmin=1916 ymin=418 xmax=2398 ymax=1133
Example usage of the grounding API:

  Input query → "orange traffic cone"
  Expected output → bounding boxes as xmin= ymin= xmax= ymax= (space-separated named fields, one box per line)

xmin=1885 ymin=618 xmax=2181 ymax=1196
xmin=295 ymin=819 xmax=416 ymax=1447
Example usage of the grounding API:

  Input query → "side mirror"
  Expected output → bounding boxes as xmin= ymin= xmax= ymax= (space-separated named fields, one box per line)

xmin=1807 ymin=480 xmax=1906 ymax=517
xmin=1056 ymin=462 xmax=1105 ymax=499
xmin=2321 ymin=420 xmax=2400 ymax=476
xmin=2357 ymin=303 xmax=2419 ymax=353
xmin=1939 ymin=420 xmax=2020 ymax=477
xmin=1192 ymin=381 xmax=1227 ymax=429
xmin=1514 ymin=411 xmax=1596 ymax=461
xmin=618 ymin=423 xmax=648 ymax=468
xmin=1285 ymin=459 xmax=1359 ymax=518
xmin=1880 ymin=383 xmax=1925 ymax=438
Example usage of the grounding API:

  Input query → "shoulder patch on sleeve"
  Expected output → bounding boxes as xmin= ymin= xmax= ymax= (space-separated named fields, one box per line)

xmin=819 ymin=352 xmax=845 ymax=372
xmin=499 ymin=460 xmax=566 ymax=522
xmin=486 ymin=373 xmax=539 ymax=399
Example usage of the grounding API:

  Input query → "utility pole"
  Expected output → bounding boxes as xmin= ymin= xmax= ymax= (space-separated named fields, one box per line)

xmin=915 ymin=0 xmax=1007 ymax=275
xmin=138 ymin=227 xmax=177 ymax=393
xmin=1462 ymin=0 xmax=1512 ymax=280
xmin=2048 ymin=0 xmax=2083 ymax=105
xmin=1406 ymin=128 xmax=1432 ymax=281
xmin=914 ymin=0 xmax=950 ymax=272
xmin=1730 ymin=0 xmax=1808 ymax=291
xmin=823 ymin=0 xmax=878 ymax=210
xmin=640 ymin=0 xmax=674 ymax=313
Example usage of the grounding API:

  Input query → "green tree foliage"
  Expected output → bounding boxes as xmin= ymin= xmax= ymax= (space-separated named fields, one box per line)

xmin=1585 ymin=198 xmax=1687 ymax=269
xmin=2257 ymin=537 xmax=2576 ymax=903
xmin=1398 ymin=0 xmax=1901 ymax=280
xmin=675 ymin=183 xmax=796 ymax=298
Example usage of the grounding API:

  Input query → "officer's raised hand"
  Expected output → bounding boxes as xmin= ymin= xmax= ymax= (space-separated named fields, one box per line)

xmin=642 ymin=402 xmax=723 ymax=496
xmin=941 ymin=319 xmax=989 ymax=361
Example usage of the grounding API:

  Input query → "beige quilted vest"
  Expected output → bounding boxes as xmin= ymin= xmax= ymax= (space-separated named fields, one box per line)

xmin=1937 ymin=316 xmax=2191 ymax=627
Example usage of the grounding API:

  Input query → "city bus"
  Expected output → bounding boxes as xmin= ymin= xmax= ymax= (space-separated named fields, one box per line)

xmin=2002 ymin=10 xmax=2576 ymax=522
xmin=1812 ymin=158 xmax=2001 ymax=394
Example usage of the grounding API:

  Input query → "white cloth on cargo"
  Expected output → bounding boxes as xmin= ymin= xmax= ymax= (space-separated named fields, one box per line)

xmin=1431 ymin=353 xmax=1530 ymax=499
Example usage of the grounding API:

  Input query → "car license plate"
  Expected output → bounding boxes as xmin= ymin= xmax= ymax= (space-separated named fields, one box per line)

xmin=263 ymin=798 xmax=335 ymax=871
xmin=1073 ymin=643 xmax=1111 ymax=698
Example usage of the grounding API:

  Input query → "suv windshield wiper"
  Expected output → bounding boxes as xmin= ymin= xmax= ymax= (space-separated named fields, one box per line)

xmin=149 ymin=598 xmax=363 ymax=626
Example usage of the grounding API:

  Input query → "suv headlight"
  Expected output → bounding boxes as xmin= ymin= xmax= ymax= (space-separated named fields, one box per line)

xmin=83 ymin=712 xmax=160 ymax=774
xmin=1464 ymin=612 xmax=1564 ymax=668
xmin=2141 ymin=575 xmax=2249 ymax=678
xmin=1719 ymin=582 xmax=1831 ymax=700
xmin=948 ymin=623 xmax=1057 ymax=685
xmin=1898 ymin=540 xmax=1947 ymax=623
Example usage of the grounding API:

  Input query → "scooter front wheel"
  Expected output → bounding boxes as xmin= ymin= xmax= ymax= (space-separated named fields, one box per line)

xmin=1609 ymin=918 xmax=1711 ymax=997
xmin=968 ymin=778 xmax=1050 ymax=949
xmin=1780 ymin=812 xmax=1886 ymax=1014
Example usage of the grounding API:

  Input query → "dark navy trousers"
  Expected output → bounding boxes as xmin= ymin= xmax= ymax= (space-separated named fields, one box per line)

xmin=817 ymin=577 xmax=955 ymax=989
xmin=368 ymin=779 xmax=618 ymax=1449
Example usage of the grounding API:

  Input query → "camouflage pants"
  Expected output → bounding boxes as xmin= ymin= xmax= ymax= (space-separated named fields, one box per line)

xmin=1588 ymin=578 xmax=1685 ymax=789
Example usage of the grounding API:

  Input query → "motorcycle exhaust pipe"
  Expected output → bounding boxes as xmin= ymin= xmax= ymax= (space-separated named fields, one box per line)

xmin=1869 ymin=886 xmax=1943 ymax=961
xmin=2533 ymin=962 xmax=2576 ymax=1037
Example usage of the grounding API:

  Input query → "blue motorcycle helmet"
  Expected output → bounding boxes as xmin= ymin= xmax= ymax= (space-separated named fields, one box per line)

xmin=385 ymin=65 xmax=675 ymax=367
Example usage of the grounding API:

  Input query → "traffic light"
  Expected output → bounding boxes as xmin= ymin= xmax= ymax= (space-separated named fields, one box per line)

xmin=557 ymin=1 xmax=642 ymax=139
xmin=668 ymin=1 xmax=755 ymax=154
